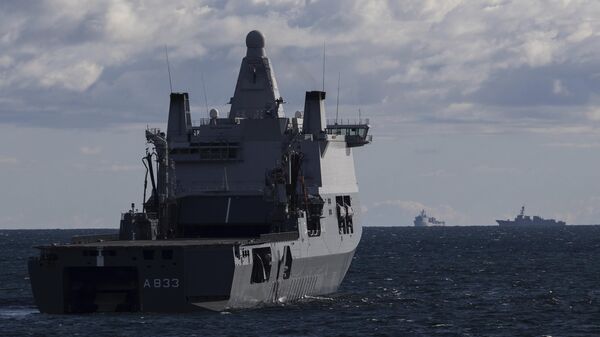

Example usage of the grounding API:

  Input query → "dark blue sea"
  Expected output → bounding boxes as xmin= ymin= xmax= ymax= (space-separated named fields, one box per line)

xmin=1 ymin=226 xmax=599 ymax=337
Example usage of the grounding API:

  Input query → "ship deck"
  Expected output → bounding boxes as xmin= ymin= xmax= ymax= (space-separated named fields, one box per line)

xmin=35 ymin=231 xmax=299 ymax=249
xmin=35 ymin=239 xmax=245 ymax=250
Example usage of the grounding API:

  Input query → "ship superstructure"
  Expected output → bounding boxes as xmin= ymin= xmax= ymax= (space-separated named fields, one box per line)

xmin=28 ymin=31 xmax=372 ymax=313
xmin=496 ymin=206 xmax=566 ymax=227
xmin=414 ymin=210 xmax=445 ymax=227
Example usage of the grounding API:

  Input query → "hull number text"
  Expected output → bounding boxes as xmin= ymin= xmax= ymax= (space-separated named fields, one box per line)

xmin=144 ymin=278 xmax=180 ymax=288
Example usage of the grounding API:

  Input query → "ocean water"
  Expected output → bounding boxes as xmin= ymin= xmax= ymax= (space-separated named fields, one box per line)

xmin=1 ymin=226 xmax=600 ymax=337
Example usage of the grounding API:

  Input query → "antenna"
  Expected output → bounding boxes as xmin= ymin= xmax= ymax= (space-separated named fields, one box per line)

xmin=358 ymin=107 xmax=362 ymax=123
xmin=335 ymin=72 xmax=340 ymax=124
xmin=322 ymin=40 xmax=326 ymax=92
xmin=201 ymin=72 xmax=209 ymax=116
xmin=165 ymin=46 xmax=173 ymax=93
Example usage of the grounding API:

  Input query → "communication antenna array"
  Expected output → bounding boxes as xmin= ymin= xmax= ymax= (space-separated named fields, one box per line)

xmin=165 ymin=46 xmax=173 ymax=93
xmin=201 ymin=72 xmax=209 ymax=116
xmin=335 ymin=72 xmax=340 ymax=123
xmin=322 ymin=41 xmax=326 ymax=92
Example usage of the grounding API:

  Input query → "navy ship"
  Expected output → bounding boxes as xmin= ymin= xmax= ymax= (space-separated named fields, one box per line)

xmin=496 ymin=206 xmax=566 ymax=227
xmin=414 ymin=210 xmax=445 ymax=227
xmin=28 ymin=30 xmax=372 ymax=313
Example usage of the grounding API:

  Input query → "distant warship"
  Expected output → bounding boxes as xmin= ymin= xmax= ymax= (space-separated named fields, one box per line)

xmin=496 ymin=206 xmax=566 ymax=227
xmin=28 ymin=30 xmax=372 ymax=313
xmin=414 ymin=210 xmax=445 ymax=227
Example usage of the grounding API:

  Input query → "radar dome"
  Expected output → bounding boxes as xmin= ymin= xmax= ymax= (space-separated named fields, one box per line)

xmin=246 ymin=30 xmax=265 ymax=48
xmin=209 ymin=108 xmax=219 ymax=119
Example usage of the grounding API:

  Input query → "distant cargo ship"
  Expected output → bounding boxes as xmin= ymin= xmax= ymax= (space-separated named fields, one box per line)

xmin=496 ymin=206 xmax=566 ymax=227
xmin=414 ymin=210 xmax=445 ymax=227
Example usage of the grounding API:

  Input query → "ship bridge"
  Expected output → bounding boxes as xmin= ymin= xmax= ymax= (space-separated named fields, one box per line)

xmin=325 ymin=119 xmax=372 ymax=147
xmin=140 ymin=30 xmax=373 ymax=240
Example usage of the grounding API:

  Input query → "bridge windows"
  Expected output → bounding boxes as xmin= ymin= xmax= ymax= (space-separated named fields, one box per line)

xmin=170 ymin=142 xmax=240 ymax=161
xmin=325 ymin=123 xmax=371 ymax=147
xmin=325 ymin=126 xmax=368 ymax=137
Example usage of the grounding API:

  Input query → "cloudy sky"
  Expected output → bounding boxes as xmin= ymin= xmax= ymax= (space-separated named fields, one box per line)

xmin=2 ymin=0 xmax=600 ymax=228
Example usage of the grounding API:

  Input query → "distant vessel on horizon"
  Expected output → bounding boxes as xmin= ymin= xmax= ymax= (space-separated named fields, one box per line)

xmin=414 ymin=210 xmax=445 ymax=227
xmin=496 ymin=206 xmax=566 ymax=227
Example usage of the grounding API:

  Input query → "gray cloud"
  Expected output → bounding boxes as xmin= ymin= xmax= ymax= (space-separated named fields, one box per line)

xmin=1 ymin=0 xmax=600 ymax=134
xmin=6 ymin=1 xmax=600 ymax=228
xmin=0 ymin=155 xmax=19 ymax=165
xmin=472 ymin=63 xmax=600 ymax=107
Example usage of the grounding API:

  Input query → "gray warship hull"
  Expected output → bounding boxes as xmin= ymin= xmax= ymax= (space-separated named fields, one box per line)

xmin=29 ymin=219 xmax=360 ymax=313
xmin=413 ymin=219 xmax=445 ymax=227
xmin=28 ymin=30 xmax=372 ymax=313
xmin=496 ymin=219 xmax=565 ymax=227
xmin=414 ymin=221 xmax=439 ymax=227
xmin=496 ymin=206 xmax=566 ymax=227
xmin=413 ymin=219 xmax=429 ymax=227
xmin=413 ymin=210 xmax=444 ymax=227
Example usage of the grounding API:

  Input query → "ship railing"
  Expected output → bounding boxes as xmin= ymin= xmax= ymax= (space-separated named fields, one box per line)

xmin=71 ymin=234 xmax=119 ymax=244
xmin=326 ymin=118 xmax=370 ymax=126
xmin=175 ymin=181 xmax=264 ymax=194
xmin=146 ymin=127 xmax=162 ymax=135
xmin=324 ymin=126 xmax=372 ymax=147
xmin=191 ymin=118 xmax=243 ymax=127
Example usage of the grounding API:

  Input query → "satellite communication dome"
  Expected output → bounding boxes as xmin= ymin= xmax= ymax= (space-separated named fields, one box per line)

xmin=209 ymin=108 xmax=219 ymax=119
xmin=295 ymin=110 xmax=303 ymax=118
xmin=246 ymin=30 xmax=265 ymax=48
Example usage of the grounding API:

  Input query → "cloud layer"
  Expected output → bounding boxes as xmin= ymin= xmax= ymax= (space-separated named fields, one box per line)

xmin=1 ymin=0 xmax=600 ymax=133
xmin=3 ymin=1 xmax=600 ymax=228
